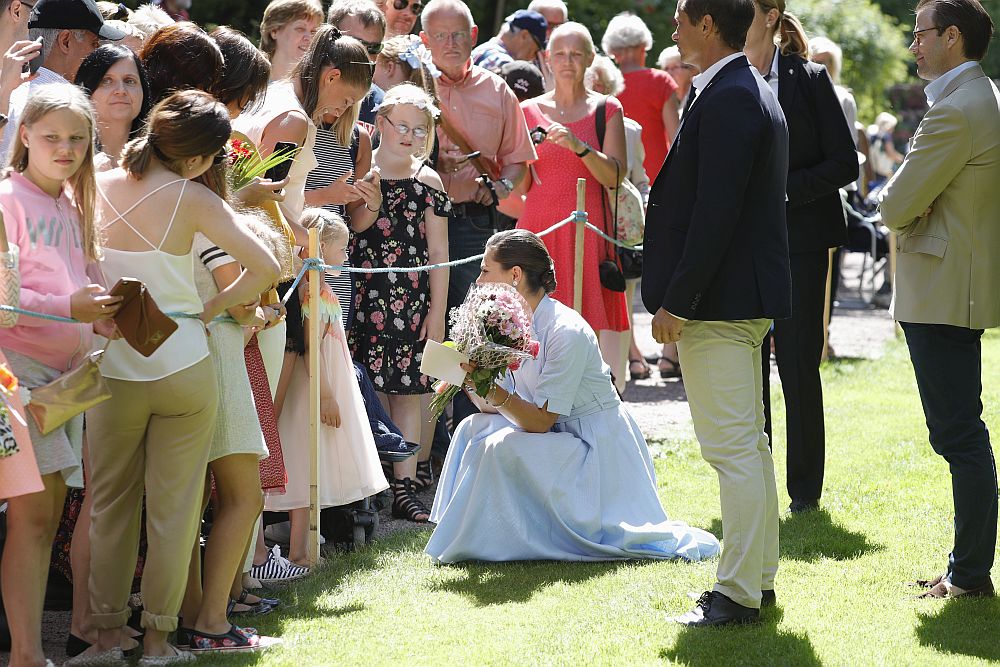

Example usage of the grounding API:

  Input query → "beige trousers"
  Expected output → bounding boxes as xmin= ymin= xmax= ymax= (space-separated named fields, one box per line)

xmin=677 ymin=318 xmax=778 ymax=609
xmin=86 ymin=357 xmax=218 ymax=632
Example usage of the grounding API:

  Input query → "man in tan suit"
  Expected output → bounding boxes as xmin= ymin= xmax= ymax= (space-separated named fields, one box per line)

xmin=879 ymin=0 xmax=999 ymax=599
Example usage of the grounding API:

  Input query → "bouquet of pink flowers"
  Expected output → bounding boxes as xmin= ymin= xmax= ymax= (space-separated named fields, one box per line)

xmin=428 ymin=283 xmax=540 ymax=421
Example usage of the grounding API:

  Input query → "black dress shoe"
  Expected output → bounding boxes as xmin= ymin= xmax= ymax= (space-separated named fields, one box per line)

xmin=788 ymin=499 xmax=819 ymax=514
xmin=673 ymin=591 xmax=760 ymax=627
xmin=761 ymin=589 xmax=776 ymax=608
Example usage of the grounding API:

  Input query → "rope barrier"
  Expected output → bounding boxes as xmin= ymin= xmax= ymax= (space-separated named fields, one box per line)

xmin=1 ymin=210 xmax=635 ymax=322
xmin=583 ymin=221 xmax=643 ymax=251
xmin=0 ymin=304 xmax=238 ymax=325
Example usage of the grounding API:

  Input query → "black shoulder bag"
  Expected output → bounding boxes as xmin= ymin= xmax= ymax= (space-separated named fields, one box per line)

xmin=595 ymin=98 xmax=643 ymax=288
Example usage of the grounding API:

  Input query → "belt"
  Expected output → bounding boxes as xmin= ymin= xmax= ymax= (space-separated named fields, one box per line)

xmin=450 ymin=201 xmax=493 ymax=219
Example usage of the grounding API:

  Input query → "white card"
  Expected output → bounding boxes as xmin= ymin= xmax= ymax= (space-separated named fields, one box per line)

xmin=420 ymin=339 xmax=470 ymax=385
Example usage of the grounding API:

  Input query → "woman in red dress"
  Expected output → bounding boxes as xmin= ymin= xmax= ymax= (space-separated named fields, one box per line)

xmin=517 ymin=22 xmax=629 ymax=387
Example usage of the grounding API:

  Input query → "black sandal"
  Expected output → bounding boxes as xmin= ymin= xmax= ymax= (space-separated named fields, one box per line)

xmin=658 ymin=356 xmax=682 ymax=378
xmin=391 ymin=477 xmax=430 ymax=523
xmin=413 ymin=460 xmax=434 ymax=491
xmin=237 ymin=589 xmax=280 ymax=609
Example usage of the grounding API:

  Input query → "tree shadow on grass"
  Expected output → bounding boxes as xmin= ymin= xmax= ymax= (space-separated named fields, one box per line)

xmin=915 ymin=597 xmax=1000 ymax=661
xmin=430 ymin=559 xmax=644 ymax=606
xmin=708 ymin=509 xmax=882 ymax=561
xmin=660 ymin=607 xmax=821 ymax=666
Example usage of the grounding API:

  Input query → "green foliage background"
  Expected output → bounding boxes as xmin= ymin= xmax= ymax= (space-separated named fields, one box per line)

xmin=141 ymin=0 xmax=997 ymax=122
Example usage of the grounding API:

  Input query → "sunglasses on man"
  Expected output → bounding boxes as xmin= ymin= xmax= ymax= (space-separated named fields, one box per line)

xmin=393 ymin=0 xmax=422 ymax=16
xmin=357 ymin=37 xmax=384 ymax=56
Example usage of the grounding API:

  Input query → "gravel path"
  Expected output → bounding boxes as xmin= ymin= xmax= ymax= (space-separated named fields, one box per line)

xmin=10 ymin=256 xmax=896 ymax=665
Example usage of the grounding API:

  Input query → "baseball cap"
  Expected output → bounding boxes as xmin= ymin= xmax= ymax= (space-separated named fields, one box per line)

xmin=507 ymin=9 xmax=548 ymax=50
xmin=28 ymin=0 xmax=128 ymax=41
xmin=500 ymin=60 xmax=545 ymax=102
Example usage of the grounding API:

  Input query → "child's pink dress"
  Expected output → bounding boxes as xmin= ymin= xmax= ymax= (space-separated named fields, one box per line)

xmin=0 ymin=348 xmax=43 ymax=499
xmin=265 ymin=285 xmax=388 ymax=510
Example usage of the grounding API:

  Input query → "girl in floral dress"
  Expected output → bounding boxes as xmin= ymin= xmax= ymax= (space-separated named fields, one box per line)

xmin=349 ymin=84 xmax=451 ymax=522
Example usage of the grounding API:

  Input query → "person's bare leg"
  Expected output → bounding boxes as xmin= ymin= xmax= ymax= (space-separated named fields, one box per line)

xmin=386 ymin=393 xmax=429 ymax=520
xmin=286 ymin=507 xmax=314 ymax=567
xmin=599 ymin=330 xmax=627 ymax=394
xmin=179 ymin=476 xmax=211 ymax=628
xmin=272 ymin=352 xmax=297 ymax=419
xmin=4 ymin=473 xmax=67 ymax=667
xmin=251 ymin=517 xmax=269 ymax=566
xmin=193 ymin=454 xmax=263 ymax=636
xmin=418 ymin=394 xmax=436 ymax=460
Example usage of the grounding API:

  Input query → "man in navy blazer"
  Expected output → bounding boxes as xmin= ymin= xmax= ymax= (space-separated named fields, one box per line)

xmin=642 ymin=0 xmax=791 ymax=627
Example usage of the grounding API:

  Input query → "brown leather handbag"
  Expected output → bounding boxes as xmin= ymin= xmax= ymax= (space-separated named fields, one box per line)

xmin=109 ymin=278 xmax=178 ymax=357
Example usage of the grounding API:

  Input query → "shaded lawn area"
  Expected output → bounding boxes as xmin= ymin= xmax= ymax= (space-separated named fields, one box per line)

xmin=209 ymin=332 xmax=1000 ymax=666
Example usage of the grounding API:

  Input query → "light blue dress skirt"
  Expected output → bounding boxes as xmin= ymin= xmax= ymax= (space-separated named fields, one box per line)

xmin=425 ymin=406 xmax=721 ymax=564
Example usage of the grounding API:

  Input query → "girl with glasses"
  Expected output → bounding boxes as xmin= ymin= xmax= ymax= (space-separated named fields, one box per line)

xmin=349 ymin=83 xmax=451 ymax=523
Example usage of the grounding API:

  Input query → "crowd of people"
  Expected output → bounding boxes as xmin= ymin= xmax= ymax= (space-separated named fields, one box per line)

xmin=0 ymin=0 xmax=996 ymax=662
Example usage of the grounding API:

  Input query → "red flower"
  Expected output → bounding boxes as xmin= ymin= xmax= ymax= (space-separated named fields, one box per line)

xmin=0 ymin=364 xmax=18 ymax=394
xmin=527 ymin=340 xmax=540 ymax=358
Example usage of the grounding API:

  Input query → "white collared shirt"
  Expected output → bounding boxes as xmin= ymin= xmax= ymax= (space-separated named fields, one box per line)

xmin=924 ymin=60 xmax=979 ymax=106
xmin=765 ymin=44 xmax=780 ymax=97
xmin=691 ymin=51 xmax=746 ymax=99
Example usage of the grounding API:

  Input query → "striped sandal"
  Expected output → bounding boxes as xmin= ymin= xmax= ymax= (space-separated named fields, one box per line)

xmin=413 ymin=460 xmax=435 ymax=491
xmin=391 ymin=477 xmax=430 ymax=523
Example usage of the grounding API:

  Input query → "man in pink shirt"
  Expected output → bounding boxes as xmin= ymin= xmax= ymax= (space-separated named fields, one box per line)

xmin=420 ymin=0 xmax=536 ymax=425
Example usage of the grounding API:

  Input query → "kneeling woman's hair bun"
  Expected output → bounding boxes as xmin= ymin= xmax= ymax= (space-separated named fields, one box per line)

xmin=485 ymin=229 xmax=558 ymax=295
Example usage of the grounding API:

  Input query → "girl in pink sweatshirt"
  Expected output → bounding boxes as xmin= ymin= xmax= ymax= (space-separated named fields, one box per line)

xmin=0 ymin=83 xmax=120 ymax=667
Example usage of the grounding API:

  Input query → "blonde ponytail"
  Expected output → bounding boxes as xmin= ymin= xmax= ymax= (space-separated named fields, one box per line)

xmin=777 ymin=11 xmax=809 ymax=57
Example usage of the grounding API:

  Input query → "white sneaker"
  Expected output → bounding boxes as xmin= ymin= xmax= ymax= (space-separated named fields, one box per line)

xmin=249 ymin=545 xmax=310 ymax=583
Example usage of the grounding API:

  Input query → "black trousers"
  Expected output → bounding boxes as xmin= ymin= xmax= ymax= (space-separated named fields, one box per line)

xmin=762 ymin=250 xmax=829 ymax=503
xmin=901 ymin=322 xmax=997 ymax=589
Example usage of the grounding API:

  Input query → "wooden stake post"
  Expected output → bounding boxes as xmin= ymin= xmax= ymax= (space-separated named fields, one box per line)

xmin=573 ymin=178 xmax=586 ymax=314
xmin=307 ymin=228 xmax=322 ymax=565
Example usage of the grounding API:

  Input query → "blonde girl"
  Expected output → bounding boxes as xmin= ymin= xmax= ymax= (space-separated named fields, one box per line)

xmin=0 ymin=83 xmax=120 ymax=667
xmin=271 ymin=208 xmax=388 ymax=566
xmin=349 ymin=83 xmax=451 ymax=522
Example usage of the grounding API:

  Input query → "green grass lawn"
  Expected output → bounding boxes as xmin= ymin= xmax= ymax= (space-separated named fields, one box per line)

xmin=210 ymin=332 xmax=1000 ymax=666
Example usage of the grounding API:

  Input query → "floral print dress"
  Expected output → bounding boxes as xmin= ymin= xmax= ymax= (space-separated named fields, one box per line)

xmin=349 ymin=174 xmax=452 ymax=395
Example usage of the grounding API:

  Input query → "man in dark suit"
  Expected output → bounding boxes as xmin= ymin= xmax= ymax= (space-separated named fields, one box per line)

xmin=744 ymin=4 xmax=859 ymax=514
xmin=642 ymin=0 xmax=791 ymax=627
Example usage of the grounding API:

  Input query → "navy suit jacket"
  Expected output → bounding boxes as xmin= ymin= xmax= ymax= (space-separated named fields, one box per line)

xmin=779 ymin=53 xmax=858 ymax=253
xmin=641 ymin=55 xmax=792 ymax=321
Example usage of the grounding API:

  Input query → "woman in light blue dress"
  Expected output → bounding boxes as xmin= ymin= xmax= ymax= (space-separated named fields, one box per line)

xmin=426 ymin=230 xmax=720 ymax=563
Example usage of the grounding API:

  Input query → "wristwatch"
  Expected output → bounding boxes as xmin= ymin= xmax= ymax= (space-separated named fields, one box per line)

xmin=497 ymin=177 xmax=514 ymax=194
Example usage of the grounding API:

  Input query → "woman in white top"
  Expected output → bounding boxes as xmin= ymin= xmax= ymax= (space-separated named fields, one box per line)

xmin=235 ymin=24 xmax=381 ymax=239
xmin=79 ymin=90 xmax=278 ymax=665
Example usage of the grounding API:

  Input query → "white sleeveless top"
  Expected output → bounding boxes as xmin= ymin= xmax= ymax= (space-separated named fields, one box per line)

xmin=232 ymin=80 xmax=319 ymax=223
xmin=98 ymin=179 xmax=209 ymax=382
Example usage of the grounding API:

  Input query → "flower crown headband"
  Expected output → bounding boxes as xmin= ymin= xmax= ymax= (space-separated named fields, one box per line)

xmin=375 ymin=94 xmax=441 ymax=120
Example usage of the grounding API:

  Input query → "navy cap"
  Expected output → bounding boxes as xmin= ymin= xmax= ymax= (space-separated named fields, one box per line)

xmin=29 ymin=0 xmax=127 ymax=41
xmin=506 ymin=9 xmax=548 ymax=49
xmin=500 ymin=60 xmax=545 ymax=102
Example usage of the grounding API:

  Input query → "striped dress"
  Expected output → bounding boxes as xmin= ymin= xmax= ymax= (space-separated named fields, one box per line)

xmin=305 ymin=124 xmax=360 ymax=331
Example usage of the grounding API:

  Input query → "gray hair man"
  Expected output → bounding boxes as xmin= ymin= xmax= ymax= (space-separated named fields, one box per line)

xmin=0 ymin=0 xmax=124 ymax=154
